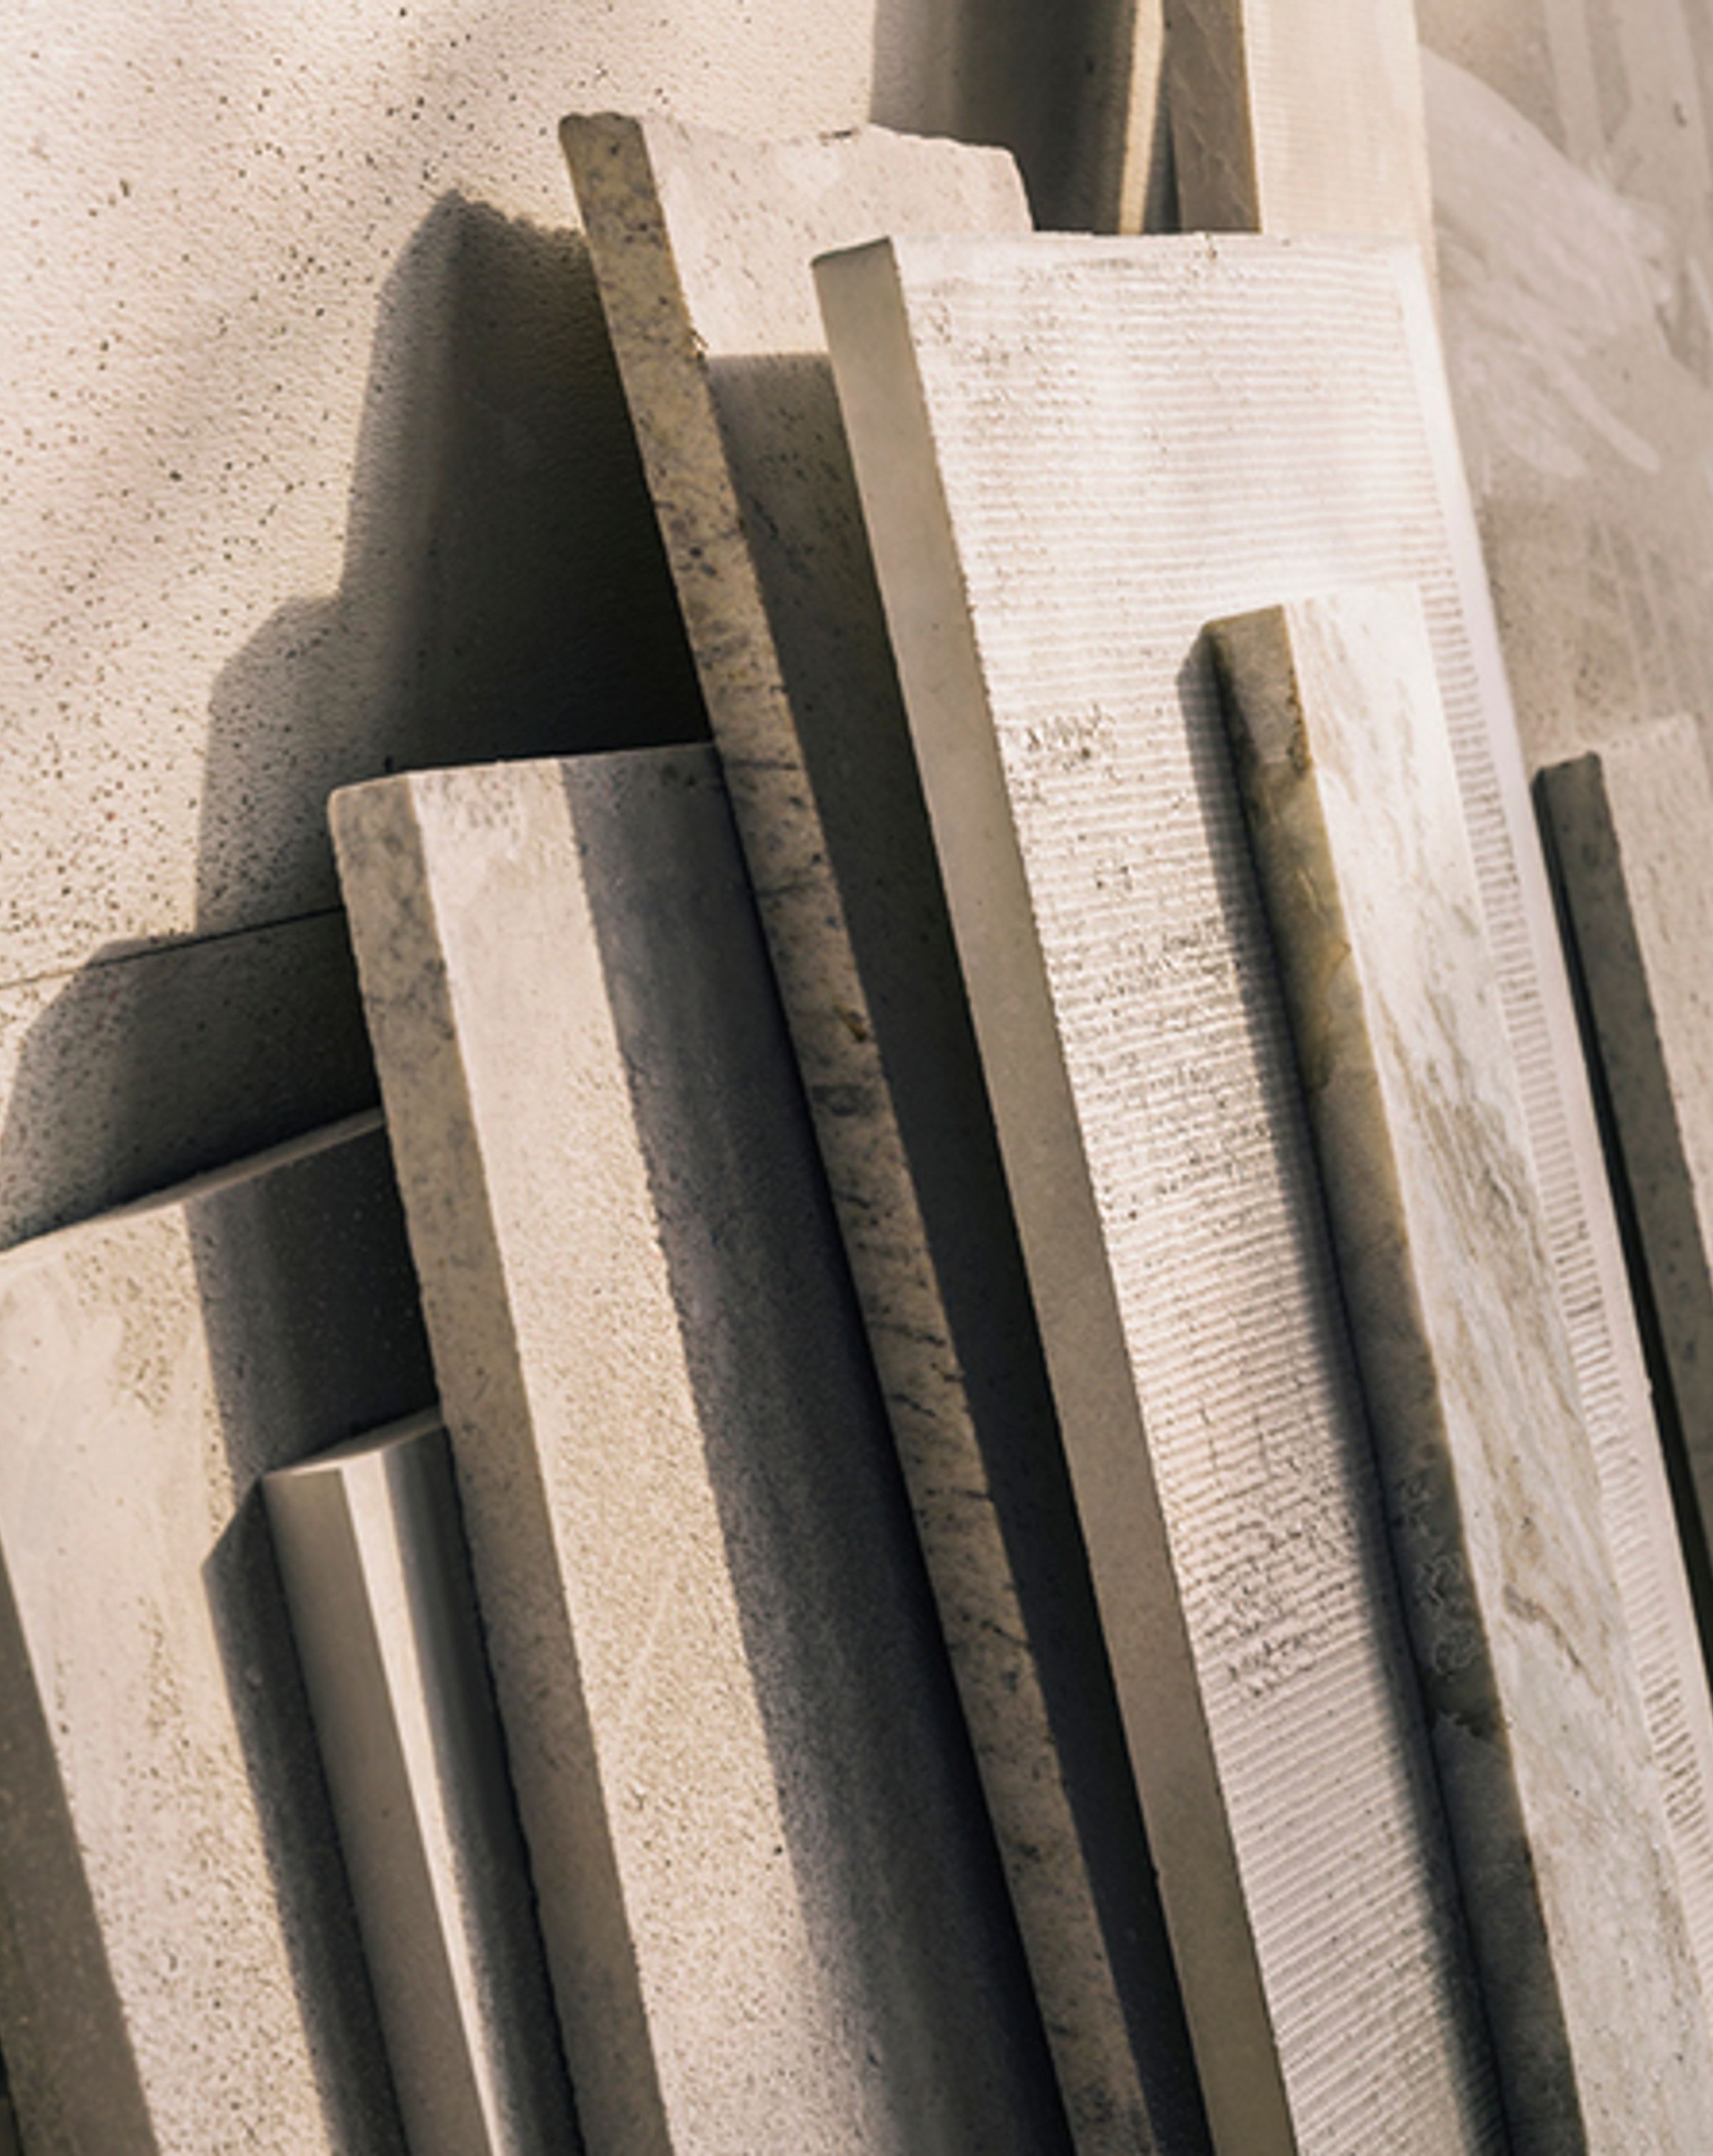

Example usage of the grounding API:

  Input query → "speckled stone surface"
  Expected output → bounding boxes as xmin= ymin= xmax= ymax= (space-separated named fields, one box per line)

xmin=1215 ymin=586 xmax=1713 ymax=2153
xmin=0 ymin=1114 xmax=436 ymax=2155
xmin=1167 ymin=0 xmax=1436 ymax=273
xmin=822 ymin=233 xmax=1507 ymax=2156
xmin=332 ymin=748 xmax=1071 ymax=2156
xmin=564 ymin=115 xmax=1200 ymax=2154
xmin=1540 ymin=718 xmax=1713 ymax=1608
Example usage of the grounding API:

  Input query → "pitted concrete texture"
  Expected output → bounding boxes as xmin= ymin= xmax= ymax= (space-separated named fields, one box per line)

xmin=266 ymin=1415 xmax=581 ymax=2156
xmin=564 ymin=113 xmax=1200 ymax=2155
xmin=1216 ymin=588 xmax=1713 ymax=2153
xmin=332 ymin=748 xmax=1071 ymax=2156
xmin=821 ymin=232 xmax=1512 ymax=2156
xmin=0 ymin=1114 xmax=437 ymax=2155
xmin=1168 ymin=0 xmax=1436 ymax=275
xmin=1540 ymin=720 xmax=1713 ymax=1608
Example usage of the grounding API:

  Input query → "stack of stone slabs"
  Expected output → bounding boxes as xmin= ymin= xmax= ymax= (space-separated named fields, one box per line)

xmin=330 ymin=747 xmax=1069 ymax=2156
xmin=562 ymin=116 xmax=1203 ymax=2152
xmin=816 ymin=230 xmax=1713 ymax=2151
xmin=0 ymin=1114 xmax=435 ymax=2155
xmin=1539 ymin=718 xmax=1713 ymax=1618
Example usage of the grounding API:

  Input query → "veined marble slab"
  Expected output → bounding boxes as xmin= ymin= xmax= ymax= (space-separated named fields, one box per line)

xmin=1540 ymin=718 xmax=1713 ymax=1614
xmin=0 ymin=1114 xmax=435 ymax=2155
xmin=266 ymin=1414 xmax=580 ymax=2156
xmin=562 ymin=114 xmax=1201 ymax=2153
xmin=1213 ymin=586 xmax=1710 ymax=2152
xmin=1166 ymin=0 xmax=1436 ymax=274
xmin=330 ymin=748 xmax=1069 ymax=2156
xmin=819 ymin=230 xmax=1713 ymax=2151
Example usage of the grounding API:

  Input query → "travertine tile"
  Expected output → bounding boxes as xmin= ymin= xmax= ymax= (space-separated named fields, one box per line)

xmin=1540 ymin=717 xmax=1713 ymax=1610
xmin=0 ymin=1114 xmax=435 ymax=2155
xmin=819 ymin=229 xmax=1713 ymax=2152
xmin=1215 ymin=586 xmax=1709 ymax=2153
xmin=266 ymin=1414 xmax=580 ymax=2156
xmin=331 ymin=747 xmax=1069 ymax=2156
xmin=563 ymin=114 xmax=1200 ymax=2153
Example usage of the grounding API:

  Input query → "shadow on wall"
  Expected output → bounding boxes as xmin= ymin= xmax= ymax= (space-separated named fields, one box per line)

xmin=0 ymin=191 xmax=706 ymax=1251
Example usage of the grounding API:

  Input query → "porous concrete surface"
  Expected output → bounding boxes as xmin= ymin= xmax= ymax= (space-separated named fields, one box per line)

xmin=1168 ymin=0 xmax=1437 ymax=277
xmin=332 ymin=748 xmax=1070 ymax=2156
xmin=822 ymin=231 xmax=1510 ymax=2156
xmin=266 ymin=1414 xmax=580 ymax=2156
xmin=1216 ymin=588 xmax=1713 ymax=2152
xmin=0 ymin=1114 xmax=437 ymax=2154
xmin=565 ymin=111 xmax=1201 ymax=2155
xmin=1540 ymin=720 xmax=1713 ymax=1611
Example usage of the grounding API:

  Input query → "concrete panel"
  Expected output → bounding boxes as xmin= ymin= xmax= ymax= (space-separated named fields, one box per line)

xmin=818 ymin=228 xmax=1713 ymax=2077
xmin=266 ymin=1414 xmax=580 ymax=2156
xmin=331 ymin=748 xmax=1070 ymax=2156
xmin=1168 ymin=0 xmax=1436 ymax=274
xmin=1539 ymin=718 xmax=1713 ymax=1623
xmin=0 ymin=1113 xmax=437 ymax=2155
xmin=1214 ymin=587 xmax=1711 ymax=2152
xmin=821 ymin=231 xmax=1514 ymax=2156
xmin=562 ymin=112 xmax=1198 ymax=2155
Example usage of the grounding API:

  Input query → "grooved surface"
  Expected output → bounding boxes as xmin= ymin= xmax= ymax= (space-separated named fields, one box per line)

xmin=565 ymin=116 xmax=1201 ymax=2153
xmin=820 ymin=230 xmax=1713 ymax=2152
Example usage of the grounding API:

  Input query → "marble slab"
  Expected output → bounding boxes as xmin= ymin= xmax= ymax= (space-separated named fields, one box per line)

xmin=819 ymin=230 xmax=1504 ymax=2156
xmin=0 ymin=1113 xmax=436 ymax=2155
xmin=819 ymin=230 xmax=1713 ymax=2150
xmin=266 ymin=1414 xmax=580 ymax=2156
xmin=562 ymin=114 xmax=1201 ymax=2153
xmin=1540 ymin=717 xmax=1713 ymax=1611
xmin=330 ymin=747 xmax=1070 ymax=2156
xmin=1166 ymin=0 xmax=1436 ymax=273
xmin=1213 ymin=586 xmax=1710 ymax=2151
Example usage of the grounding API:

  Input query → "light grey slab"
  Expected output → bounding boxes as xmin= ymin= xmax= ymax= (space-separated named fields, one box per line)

xmin=1213 ymin=586 xmax=1711 ymax=2152
xmin=1166 ymin=0 xmax=1436 ymax=273
xmin=330 ymin=747 xmax=1070 ymax=2156
xmin=819 ymin=231 xmax=1512 ymax=2156
xmin=0 ymin=1113 xmax=436 ymax=2155
xmin=562 ymin=114 xmax=1203 ymax=2155
xmin=266 ymin=1414 xmax=580 ymax=2156
xmin=1540 ymin=717 xmax=1713 ymax=1619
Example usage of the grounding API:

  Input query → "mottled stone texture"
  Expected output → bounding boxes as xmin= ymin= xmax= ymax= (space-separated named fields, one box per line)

xmin=1215 ymin=587 xmax=1712 ymax=2153
xmin=0 ymin=1115 xmax=437 ymax=2155
xmin=1167 ymin=0 xmax=1436 ymax=273
xmin=266 ymin=1415 xmax=580 ymax=2156
xmin=1540 ymin=718 xmax=1713 ymax=1623
xmin=821 ymin=234 xmax=1512 ymax=2156
xmin=564 ymin=114 xmax=1200 ymax=2154
xmin=332 ymin=748 xmax=1070 ymax=2156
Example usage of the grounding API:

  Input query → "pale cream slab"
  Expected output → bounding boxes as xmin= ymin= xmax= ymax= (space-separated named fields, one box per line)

xmin=0 ymin=1114 xmax=435 ymax=2155
xmin=1214 ymin=586 xmax=1711 ymax=2153
xmin=563 ymin=114 xmax=1198 ymax=2152
xmin=331 ymin=747 xmax=1069 ymax=2156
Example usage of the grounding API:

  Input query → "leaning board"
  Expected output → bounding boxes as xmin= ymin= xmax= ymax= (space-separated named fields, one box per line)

xmin=818 ymin=231 xmax=1713 ymax=2149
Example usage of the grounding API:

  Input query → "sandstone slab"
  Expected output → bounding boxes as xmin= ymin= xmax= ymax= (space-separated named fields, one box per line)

xmin=1539 ymin=717 xmax=1713 ymax=1615
xmin=0 ymin=1113 xmax=435 ymax=2155
xmin=563 ymin=114 xmax=1198 ymax=2152
xmin=1214 ymin=586 xmax=1710 ymax=2153
xmin=331 ymin=747 xmax=1068 ymax=2156
xmin=266 ymin=1414 xmax=580 ymax=2156
xmin=820 ymin=228 xmax=1713 ymax=2150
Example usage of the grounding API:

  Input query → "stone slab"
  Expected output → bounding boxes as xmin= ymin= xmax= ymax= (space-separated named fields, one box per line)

xmin=0 ymin=1112 xmax=437 ymax=2155
xmin=1167 ymin=0 xmax=1436 ymax=273
xmin=330 ymin=747 xmax=1070 ymax=2156
xmin=819 ymin=231 xmax=1512 ymax=2156
xmin=1539 ymin=717 xmax=1713 ymax=1615
xmin=562 ymin=114 xmax=1201 ymax=2153
xmin=265 ymin=1414 xmax=580 ymax=2156
xmin=1213 ymin=586 xmax=1711 ymax=2151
